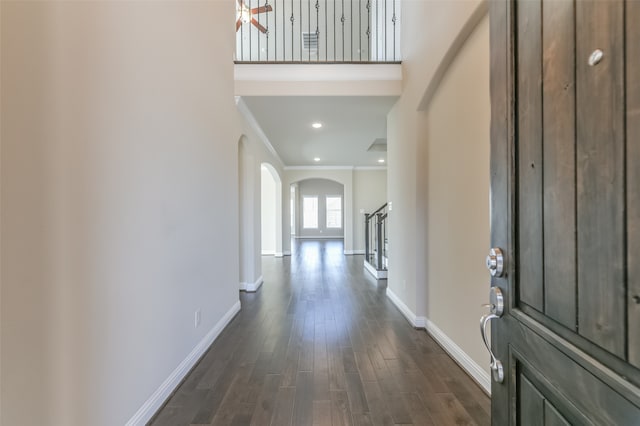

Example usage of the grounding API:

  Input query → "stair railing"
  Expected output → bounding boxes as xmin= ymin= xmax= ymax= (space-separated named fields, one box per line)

xmin=365 ymin=203 xmax=388 ymax=270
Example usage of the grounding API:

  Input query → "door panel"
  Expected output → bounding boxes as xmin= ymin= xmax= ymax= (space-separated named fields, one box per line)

xmin=627 ymin=0 xmax=640 ymax=369
xmin=507 ymin=315 xmax=640 ymax=425
xmin=541 ymin=0 xmax=576 ymax=330
xmin=519 ymin=376 xmax=544 ymax=426
xmin=489 ymin=0 xmax=640 ymax=423
xmin=575 ymin=0 xmax=626 ymax=358
xmin=544 ymin=402 xmax=570 ymax=426
xmin=518 ymin=375 xmax=571 ymax=426
xmin=516 ymin=0 xmax=544 ymax=312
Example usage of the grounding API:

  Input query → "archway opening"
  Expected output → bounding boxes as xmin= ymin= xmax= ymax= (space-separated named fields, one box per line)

xmin=290 ymin=178 xmax=345 ymax=242
xmin=261 ymin=162 xmax=283 ymax=257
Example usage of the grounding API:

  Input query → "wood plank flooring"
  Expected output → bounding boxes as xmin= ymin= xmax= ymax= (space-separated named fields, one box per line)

xmin=149 ymin=239 xmax=490 ymax=426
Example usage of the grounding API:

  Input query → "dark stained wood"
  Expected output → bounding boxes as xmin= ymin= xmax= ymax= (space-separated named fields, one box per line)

xmin=249 ymin=374 xmax=281 ymax=425
xmin=148 ymin=240 xmax=489 ymax=426
xmin=329 ymin=390 xmax=352 ymax=426
xmin=516 ymin=0 xmax=545 ymax=312
xmin=519 ymin=376 xmax=543 ymax=426
xmin=544 ymin=401 xmax=570 ymax=426
xmin=492 ymin=0 xmax=640 ymax=423
xmin=270 ymin=386 xmax=295 ymax=426
xmin=311 ymin=400 xmax=332 ymax=426
xmin=575 ymin=0 xmax=626 ymax=357
xmin=541 ymin=0 xmax=577 ymax=330
xmin=489 ymin=0 xmax=513 ymax=423
xmin=510 ymin=314 xmax=640 ymax=425
xmin=627 ymin=0 xmax=640 ymax=369
xmin=293 ymin=371 xmax=315 ymax=426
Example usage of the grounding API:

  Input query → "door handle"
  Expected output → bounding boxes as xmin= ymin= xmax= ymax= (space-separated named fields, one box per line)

xmin=480 ymin=286 xmax=505 ymax=383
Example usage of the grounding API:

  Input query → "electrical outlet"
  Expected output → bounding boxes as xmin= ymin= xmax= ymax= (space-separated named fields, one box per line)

xmin=194 ymin=309 xmax=201 ymax=328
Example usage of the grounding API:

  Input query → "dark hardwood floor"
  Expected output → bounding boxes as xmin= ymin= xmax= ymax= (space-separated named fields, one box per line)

xmin=149 ymin=239 xmax=490 ymax=426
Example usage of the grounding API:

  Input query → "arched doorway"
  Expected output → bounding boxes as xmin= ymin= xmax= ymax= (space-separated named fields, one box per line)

xmin=260 ymin=163 xmax=283 ymax=257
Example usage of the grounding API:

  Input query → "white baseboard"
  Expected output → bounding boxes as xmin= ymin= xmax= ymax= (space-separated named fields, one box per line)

xmin=385 ymin=288 xmax=491 ymax=395
xmin=240 ymin=275 xmax=263 ymax=292
xmin=343 ymin=250 xmax=365 ymax=255
xmin=283 ymin=250 xmax=291 ymax=256
xmin=125 ymin=300 xmax=241 ymax=426
xmin=364 ymin=261 xmax=388 ymax=280
xmin=426 ymin=319 xmax=491 ymax=395
xmin=261 ymin=250 xmax=275 ymax=256
xmin=274 ymin=252 xmax=284 ymax=258
xmin=295 ymin=236 xmax=344 ymax=240
xmin=385 ymin=287 xmax=427 ymax=328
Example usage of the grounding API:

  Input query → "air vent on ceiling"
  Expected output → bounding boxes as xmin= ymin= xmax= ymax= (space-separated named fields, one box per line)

xmin=367 ymin=138 xmax=387 ymax=152
xmin=303 ymin=32 xmax=319 ymax=52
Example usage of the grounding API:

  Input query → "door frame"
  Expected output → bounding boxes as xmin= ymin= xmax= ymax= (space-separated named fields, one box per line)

xmin=488 ymin=0 xmax=512 ymax=423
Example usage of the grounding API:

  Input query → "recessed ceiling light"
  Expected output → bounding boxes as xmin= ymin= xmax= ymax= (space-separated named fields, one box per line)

xmin=378 ymin=159 xmax=385 ymax=163
xmin=312 ymin=122 xmax=323 ymax=129
xmin=314 ymin=157 xmax=321 ymax=162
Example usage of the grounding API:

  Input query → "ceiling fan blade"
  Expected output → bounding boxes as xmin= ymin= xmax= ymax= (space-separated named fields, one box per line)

xmin=251 ymin=17 xmax=267 ymax=33
xmin=236 ymin=18 xmax=242 ymax=32
xmin=251 ymin=5 xmax=273 ymax=14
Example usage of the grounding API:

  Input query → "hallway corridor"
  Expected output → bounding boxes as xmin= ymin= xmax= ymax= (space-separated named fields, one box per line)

xmin=150 ymin=240 xmax=490 ymax=426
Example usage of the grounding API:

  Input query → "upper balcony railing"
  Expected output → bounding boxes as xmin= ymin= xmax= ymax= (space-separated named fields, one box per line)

xmin=234 ymin=0 xmax=401 ymax=63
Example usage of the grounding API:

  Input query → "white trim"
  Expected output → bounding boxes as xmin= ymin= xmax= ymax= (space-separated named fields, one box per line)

xmin=234 ymin=64 xmax=402 ymax=82
xmin=344 ymin=250 xmax=354 ymax=255
xmin=125 ymin=300 xmax=241 ymax=426
xmin=353 ymin=166 xmax=388 ymax=171
xmin=364 ymin=261 xmax=388 ymax=279
xmin=284 ymin=165 xmax=355 ymax=171
xmin=283 ymin=250 xmax=292 ymax=256
xmin=236 ymin=98 xmax=285 ymax=168
xmin=295 ymin=236 xmax=344 ymax=240
xmin=352 ymin=249 xmax=366 ymax=255
xmin=240 ymin=276 xmax=264 ymax=292
xmin=418 ymin=1 xmax=489 ymax=111
xmin=274 ymin=252 xmax=284 ymax=258
xmin=384 ymin=288 xmax=491 ymax=395
xmin=261 ymin=250 xmax=275 ymax=256
xmin=386 ymin=287 xmax=427 ymax=328
xmin=426 ymin=319 xmax=491 ymax=395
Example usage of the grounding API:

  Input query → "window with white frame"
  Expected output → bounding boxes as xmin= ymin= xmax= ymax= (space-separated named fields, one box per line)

xmin=326 ymin=196 xmax=342 ymax=228
xmin=303 ymin=196 xmax=318 ymax=229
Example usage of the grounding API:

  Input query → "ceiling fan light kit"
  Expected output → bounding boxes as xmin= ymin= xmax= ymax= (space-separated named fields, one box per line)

xmin=236 ymin=0 xmax=273 ymax=34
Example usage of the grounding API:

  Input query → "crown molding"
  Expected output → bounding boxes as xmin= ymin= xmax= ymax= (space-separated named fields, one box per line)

xmin=236 ymin=97 xmax=285 ymax=168
xmin=284 ymin=166 xmax=355 ymax=171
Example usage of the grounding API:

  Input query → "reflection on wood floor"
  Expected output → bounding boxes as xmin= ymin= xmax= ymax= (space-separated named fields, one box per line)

xmin=150 ymin=239 xmax=490 ymax=426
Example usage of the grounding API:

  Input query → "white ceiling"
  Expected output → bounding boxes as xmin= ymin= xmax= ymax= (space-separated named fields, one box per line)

xmin=242 ymin=96 xmax=398 ymax=167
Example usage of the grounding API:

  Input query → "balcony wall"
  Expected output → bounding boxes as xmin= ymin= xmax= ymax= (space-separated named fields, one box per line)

xmin=235 ymin=0 xmax=400 ymax=62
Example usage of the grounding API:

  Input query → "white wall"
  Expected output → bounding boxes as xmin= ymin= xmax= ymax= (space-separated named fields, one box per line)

xmin=239 ymin=137 xmax=262 ymax=287
xmin=237 ymin=99 xmax=285 ymax=288
xmin=296 ymin=178 xmax=345 ymax=238
xmin=353 ymin=169 xmax=387 ymax=253
xmin=424 ymin=14 xmax=491 ymax=385
xmin=1 ymin=2 xmax=240 ymax=425
xmin=386 ymin=0 xmax=491 ymax=389
xmin=261 ymin=166 xmax=277 ymax=254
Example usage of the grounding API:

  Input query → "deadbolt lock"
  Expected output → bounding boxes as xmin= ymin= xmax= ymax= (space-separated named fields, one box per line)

xmin=486 ymin=247 xmax=505 ymax=277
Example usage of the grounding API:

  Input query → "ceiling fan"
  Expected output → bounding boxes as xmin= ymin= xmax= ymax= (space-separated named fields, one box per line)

xmin=236 ymin=0 xmax=273 ymax=34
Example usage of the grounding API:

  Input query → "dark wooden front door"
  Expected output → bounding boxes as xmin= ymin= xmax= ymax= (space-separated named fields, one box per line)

xmin=489 ymin=0 xmax=640 ymax=423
